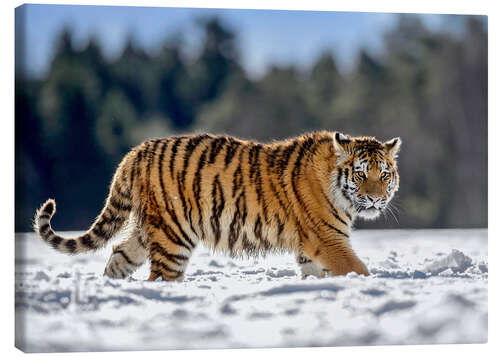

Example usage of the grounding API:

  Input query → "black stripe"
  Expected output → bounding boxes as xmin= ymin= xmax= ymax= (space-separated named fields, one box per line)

xmin=132 ymin=149 xmax=144 ymax=188
xmin=277 ymin=140 xmax=299 ymax=216
xmin=291 ymin=139 xmax=313 ymax=205
xmin=249 ymin=144 xmax=264 ymax=205
xmin=317 ymin=136 xmax=332 ymax=144
xmin=138 ymin=233 xmax=147 ymax=249
xmin=266 ymin=145 xmax=289 ymax=218
xmin=193 ymin=147 xmax=209 ymax=203
xmin=150 ymin=243 xmax=182 ymax=263
xmin=101 ymin=209 xmax=114 ymax=222
xmin=268 ymin=176 xmax=288 ymax=214
xmin=50 ymin=236 xmax=62 ymax=249
xmin=258 ymin=169 xmax=267 ymax=222
xmin=339 ymin=168 xmax=351 ymax=201
xmin=241 ymin=231 xmax=257 ymax=255
xmin=162 ymin=221 xmax=191 ymax=251
xmin=193 ymin=147 xmax=209 ymax=239
xmin=166 ymin=212 xmax=195 ymax=250
xmin=295 ymin=216 xmax=308 ymax=242
xmin=210 ymin=175 xmax=225 ymax=247
xmin=197 ymin=208 xmax=206 ymax=241
xmin=113 ymin=185 xmax=131 ymax=200
xmin=321 ymin=219 xmax=349 ymax=238
xmin=146 ymin=139 xmax=161 ymax=191
xmin=241 ymin=189 xmax=248 ymax=225
xmin=325 ymin=241 xmax=343 ymax=248
xmin=180 ymin=135 xmax=209 ymax=186
xmin=337 ymin=168 xmax=343 ymax=189
xmin=187 ymin=204 xmax=195 ymax=236
xmin=109 ymin=196 xmax=132 ymax=212
xmin=80 ymin=234 xmax=95 ymax=249
xmin=149 ymin=269 xmax=161 ymax=280
xmin=163 ymin=209 xmax=194 ymax=250
xmin=150 ymin=242 xmax=188 ymax=266
xmin=228 ymin=192 xmax=245 ymax=254
xmin=157 ymin=140 xmax=169 ymax=208
xmin=151 ymin=259 xmax=183 ymax=276
xmin=176 ymin=173 xmax=197 ymax=237
xmin=38 ymin=213 xmax=51 ymax=220
xmin=248 ymin=145 xmax=266 ymax=220
xmin=114 ymin=249 xmax=139 ymax=266
xmin=331 ymin=210 xmax=348 ymax=226
xmin=149 ymin=192 xmax=196 ymax=250
xmin=129 ymin=152 xmax=137 ymax=187
xmin=268 ymin=145 xmax=281 ymax=170
xmin=277 ymin=140 xmax=299 ymax=177
xmin=65 ymin=239 xmax=77 ymax=253
xmin=254 ymin=215 xmax=270 ymax=250
xmin=99 ymin=214 xmax=111 ymax=227
xmin=320 ymin=189 xmax=348 ymax=226
xmin=169 ymin=137 xmax=183 ymax=181
xmin=94 ymin=223 xmax=111 ymax=240
xmin=275 ymin=214 xmax=285 ymax=246
xmin=232 ymin=163 xmax=242 ymax=198
xmin=208 ymin=136 xmax=227 ymax=164
xmin=224 ymin=138 xmax=240 ymax=168
xmin=248 ymin=144 xmax=261 ymax=182
xmin=39 ymin=223 xmax=50 ymax=235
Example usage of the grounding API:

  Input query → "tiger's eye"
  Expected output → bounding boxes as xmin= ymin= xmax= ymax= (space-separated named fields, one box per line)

xmin=356 ymin=172 xmax=366 ymax=180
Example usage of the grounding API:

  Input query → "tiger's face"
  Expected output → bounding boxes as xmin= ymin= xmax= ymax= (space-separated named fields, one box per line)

xmin=331 ymin=132 xmax=401 ymax=220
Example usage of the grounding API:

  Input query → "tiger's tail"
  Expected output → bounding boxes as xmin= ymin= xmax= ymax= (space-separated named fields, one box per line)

xmin=33 ymin=167 xmax=133 ymax=255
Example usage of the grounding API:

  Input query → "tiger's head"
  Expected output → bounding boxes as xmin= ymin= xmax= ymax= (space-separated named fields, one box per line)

xmin=331 ymin=132 xmax=401 ymax=220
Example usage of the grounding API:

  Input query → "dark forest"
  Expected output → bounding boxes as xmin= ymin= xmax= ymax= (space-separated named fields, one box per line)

xmin=15 ymin=15 xmax=487 ymax=231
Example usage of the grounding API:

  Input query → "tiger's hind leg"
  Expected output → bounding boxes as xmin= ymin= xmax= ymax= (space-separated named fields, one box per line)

xmin=104 ymin=225 xmax=148 ymax=279
xmin=145 ymin=218 xmax=196 ymax=282
xmin=296 ymin=253 xmax=328 ymax=279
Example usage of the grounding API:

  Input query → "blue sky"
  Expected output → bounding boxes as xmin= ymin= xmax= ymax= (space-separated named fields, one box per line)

xmin=18 ymin=4 xmax=449 ymax=78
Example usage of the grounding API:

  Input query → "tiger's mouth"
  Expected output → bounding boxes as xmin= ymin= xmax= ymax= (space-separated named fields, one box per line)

xmin=358 ymin=207 xmax=381 ymax=220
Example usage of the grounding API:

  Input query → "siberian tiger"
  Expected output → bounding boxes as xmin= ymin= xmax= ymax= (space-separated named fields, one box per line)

xmin=34 ymin=131 xmax=401 ymax=281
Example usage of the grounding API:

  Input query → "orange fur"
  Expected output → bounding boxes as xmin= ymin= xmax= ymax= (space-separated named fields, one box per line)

xmin=33 ymin=131 xmax=401 ymax=280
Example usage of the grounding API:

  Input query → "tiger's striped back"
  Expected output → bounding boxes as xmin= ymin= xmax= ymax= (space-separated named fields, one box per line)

xmin=123 ymin=133 xmax=345 ymax=256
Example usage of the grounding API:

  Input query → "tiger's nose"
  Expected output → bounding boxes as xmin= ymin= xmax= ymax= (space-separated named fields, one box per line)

xmin=367 ymin=195 xmax=382 ymax=203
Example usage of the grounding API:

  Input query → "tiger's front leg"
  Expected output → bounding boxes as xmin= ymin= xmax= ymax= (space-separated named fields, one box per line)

xmin=302 ymin=239 xmax=370 ymax=276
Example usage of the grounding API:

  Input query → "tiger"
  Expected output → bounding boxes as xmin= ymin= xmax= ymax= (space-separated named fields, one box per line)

xmin=33 ymin=131 xmax=401 ymax=281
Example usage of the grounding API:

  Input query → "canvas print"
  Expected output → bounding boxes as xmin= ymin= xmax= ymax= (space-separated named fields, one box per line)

xmin=15 ymin=4 xmax=487 ymax=352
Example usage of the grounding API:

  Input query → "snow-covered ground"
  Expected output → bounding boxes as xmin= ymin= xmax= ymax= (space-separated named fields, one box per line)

xmin=15 ymin=229 xmax=487 ymax=352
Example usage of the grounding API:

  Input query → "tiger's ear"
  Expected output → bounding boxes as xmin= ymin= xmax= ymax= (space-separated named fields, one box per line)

xmin=333 ymin=132 xmax=351 ymax=163
xmin=384 ymin=137 xmax=402 ymax=158
xmin=333 ymin=132 xmax=351 ymax=152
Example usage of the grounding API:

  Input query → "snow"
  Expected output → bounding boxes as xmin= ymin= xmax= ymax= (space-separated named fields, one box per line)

xmin=15 ymin=229 xmax=487 ymax=352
